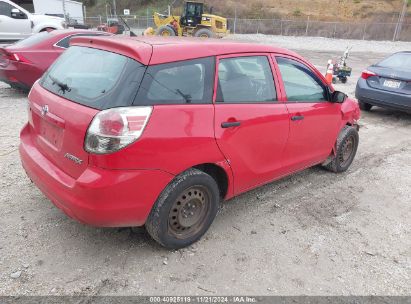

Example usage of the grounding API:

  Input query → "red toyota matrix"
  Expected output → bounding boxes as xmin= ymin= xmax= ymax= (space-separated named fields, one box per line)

xmin=20 ymin=36 xmax=360 ymax=249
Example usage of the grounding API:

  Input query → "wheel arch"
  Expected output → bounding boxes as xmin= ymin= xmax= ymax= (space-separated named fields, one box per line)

xmin=189 ymin=162 xmax=233 ymax=200
xmin=33 ymin=22 xmax=62 ymax=33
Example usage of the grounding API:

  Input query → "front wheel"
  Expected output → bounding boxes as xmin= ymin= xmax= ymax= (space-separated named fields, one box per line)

xmin=323 ymin=126 xmax=359 ymax=173
xmin=156 ymin=25 xmax=176 ymax=36
xmin=194 ymin=28 xmax=215 ymax=38
xmin=145 ymin=168 xmax=220 ymax=249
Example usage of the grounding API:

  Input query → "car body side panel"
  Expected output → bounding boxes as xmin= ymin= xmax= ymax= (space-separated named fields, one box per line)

xmin=272 ymin=53 xmax=360 ymax=172
xmin=283 ymin=102 xmax=342 ymax=171
xmin=89 ymin=105 xmax=232 ymax=188
xmin=212 ymin=53 xmax=290 ymax=194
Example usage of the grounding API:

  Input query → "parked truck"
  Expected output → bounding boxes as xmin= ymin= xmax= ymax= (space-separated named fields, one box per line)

xmin=0 ymin=0 xmax=66 ymax=41
xmin=17 ymin=0 xmax=85 ymax=24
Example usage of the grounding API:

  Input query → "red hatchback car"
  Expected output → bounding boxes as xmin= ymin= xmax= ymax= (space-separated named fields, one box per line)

xmin=0 ymin=29 xmax=110 ymax=90
xmin=19 ymin=36 xmax=360 ymax=248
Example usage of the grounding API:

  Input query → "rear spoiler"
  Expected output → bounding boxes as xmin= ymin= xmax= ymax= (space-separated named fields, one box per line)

xmin=70 ymin=36 xmax=152 ymax=65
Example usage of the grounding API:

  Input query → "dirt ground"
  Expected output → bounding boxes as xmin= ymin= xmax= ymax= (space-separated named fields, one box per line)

xmin=0 ymin=36 xmax=410 ymax=296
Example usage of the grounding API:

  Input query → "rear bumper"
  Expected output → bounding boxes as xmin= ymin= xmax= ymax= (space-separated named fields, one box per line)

xmin=19 ymin=124 xmax=174 ymax=227
xmin=0 ymin=62 xmax=41 ymax=90
xmin=355 ymin=78 xmax=411 ymax=113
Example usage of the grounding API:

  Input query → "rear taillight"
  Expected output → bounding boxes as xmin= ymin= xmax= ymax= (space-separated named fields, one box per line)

xmin=0 ymin=52 xmax=31 ymax=64
xmin=361 ymin=70 xmax=377 ymax=80
xmin=10 ymin=53 xmax=31 ymax=63
xmin=85 ymin=107 xmax=152 ymax=154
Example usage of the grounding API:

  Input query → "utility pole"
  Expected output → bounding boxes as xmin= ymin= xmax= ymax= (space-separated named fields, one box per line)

xmin=112 ymin=0 xmax=117 ymax=17
xmin=62 ymin=0 xmax=68 ymax=23
xmin=394 ymin=0 xmax=408 ymax=41
xmin=234 ymin=6 xmax=237 ymax=34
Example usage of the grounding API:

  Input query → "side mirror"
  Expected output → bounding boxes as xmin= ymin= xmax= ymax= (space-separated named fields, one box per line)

xmin=11 ymin=8 xmax=27 ymax=19
xmin=331 ymin=90 xmax=347 ymax=103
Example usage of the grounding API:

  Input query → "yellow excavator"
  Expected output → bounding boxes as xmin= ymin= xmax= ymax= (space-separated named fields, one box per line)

xmin=147 ymin=1 xmax=229 ymax=38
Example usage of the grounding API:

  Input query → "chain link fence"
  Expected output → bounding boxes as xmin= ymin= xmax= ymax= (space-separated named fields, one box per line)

xmin=228 ymin=18 xmax=411 ymax=41
xmin=84 ymin=15 xmax=411 ymax=41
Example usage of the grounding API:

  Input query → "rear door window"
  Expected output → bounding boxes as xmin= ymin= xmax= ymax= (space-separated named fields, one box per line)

xmin=134 ymin=57 xmax=214 ymax=105
xmin=40 ymin=46 xmax=146 ymax=110
xmin=216 ymin=56 xmax=277 ymax=103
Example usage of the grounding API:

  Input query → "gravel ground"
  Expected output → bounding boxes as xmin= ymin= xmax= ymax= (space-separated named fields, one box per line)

xmin=0 ymin=35 xmax=410 ymax=296
xmin=228 ymin=34 xmax=411 ymax=53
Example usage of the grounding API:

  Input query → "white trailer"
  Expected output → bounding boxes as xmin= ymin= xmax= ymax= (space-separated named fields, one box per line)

xmin=14 ymin=0 xmax=84 ymax=24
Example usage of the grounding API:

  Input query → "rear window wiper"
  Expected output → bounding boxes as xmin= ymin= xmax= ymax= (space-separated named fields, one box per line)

xmin=48 ymin=75 xmax=71 ymax=94
xmin=175 ymin=89 xmax=192 ymax=103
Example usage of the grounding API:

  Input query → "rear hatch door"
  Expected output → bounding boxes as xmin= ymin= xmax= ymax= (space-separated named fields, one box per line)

xmin=29 ymin=85 xmax=98 ymax=179
xmin=27 ymin=44 xmax=148 ymax=179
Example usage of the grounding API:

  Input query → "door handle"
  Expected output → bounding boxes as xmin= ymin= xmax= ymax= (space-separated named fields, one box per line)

xmin=221 ymin=121 xmax=241 ymax=128
xmin=291 ymin=115 xmax=304 ymax=121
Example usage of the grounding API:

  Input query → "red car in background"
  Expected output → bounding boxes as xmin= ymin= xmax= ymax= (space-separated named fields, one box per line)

xmin=0 ymin=29 xmax=110 ymax=90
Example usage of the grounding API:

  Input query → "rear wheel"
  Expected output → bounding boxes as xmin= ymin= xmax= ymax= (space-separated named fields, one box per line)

xmin=323 ymin=126 xmax=359 ymax=173
xmin=145 ymin=168 xmax=220 ymax=249
xmin=156 ymin=25 xmax=176 ymax=37
xmin=359 ymin=100 xmax=373 ymax=111
xmin=194 ymin=28 xmax=215 ymax=38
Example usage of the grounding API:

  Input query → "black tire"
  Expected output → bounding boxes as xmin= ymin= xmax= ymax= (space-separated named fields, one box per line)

xmin=9 ymin=83 xmax=29 ymax=93
xmin=341 ymin=77 xmax=347 ymax=84
xmin=194 ymin=28 xmax=215 ymax=38
xmin=40 ymin=27 xmax=56 ymax=32
xmin=359 ymin=100 xmax=372 ymax=111
xmin=156 ymin=25 xmax=176 ymax=37
xmin=323 ymin=126 xmax=359 ymax=173
xmin=332 ymin=77 xmax=337 ymax=84
xmin=145 ymin=168 xmax=220 ymax=249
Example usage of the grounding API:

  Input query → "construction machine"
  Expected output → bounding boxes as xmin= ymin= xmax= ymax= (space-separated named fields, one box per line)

xmin=149 ymin=1 xmax=229 ymax=38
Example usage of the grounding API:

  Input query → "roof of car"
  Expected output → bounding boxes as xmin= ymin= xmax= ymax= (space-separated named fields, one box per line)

xmin=70 ymin=35 xmax=302 ymax=65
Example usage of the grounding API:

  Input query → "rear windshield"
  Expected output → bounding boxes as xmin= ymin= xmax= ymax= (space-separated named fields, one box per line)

xmin=11 ymin=31 xmax=51 ymax=48
xmin=40 ymin=46 xmax=146 ymax=110
xmin=377 ymin=53 xmax=411 ymax=70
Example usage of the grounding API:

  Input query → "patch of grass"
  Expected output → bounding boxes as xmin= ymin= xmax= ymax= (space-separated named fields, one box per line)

xmin=293 ymin=8 xmax=302 ymax=17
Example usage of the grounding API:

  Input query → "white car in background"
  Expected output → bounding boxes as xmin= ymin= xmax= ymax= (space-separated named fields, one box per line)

xmin=0 ymin=0 xmax=65 ymax=41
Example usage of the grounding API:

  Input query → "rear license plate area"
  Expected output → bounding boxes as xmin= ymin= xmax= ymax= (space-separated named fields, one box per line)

xmin=40 ymin=119 xmax=63 ymax=148
xmin=383 ymin=79 xmax=401 ymax=89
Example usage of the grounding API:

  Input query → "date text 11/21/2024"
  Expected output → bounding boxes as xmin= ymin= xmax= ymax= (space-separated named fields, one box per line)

xmin=149 ymin=296 xmax=257 ymax=303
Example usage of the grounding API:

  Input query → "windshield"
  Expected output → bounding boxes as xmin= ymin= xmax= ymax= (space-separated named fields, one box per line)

xmin=10 ymin=31 xmax=51 ymax=48
xmin=377 ymin=53 xmax=411 ymax=70
xmin=40 ymin=46 xmax=146 ymax=110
